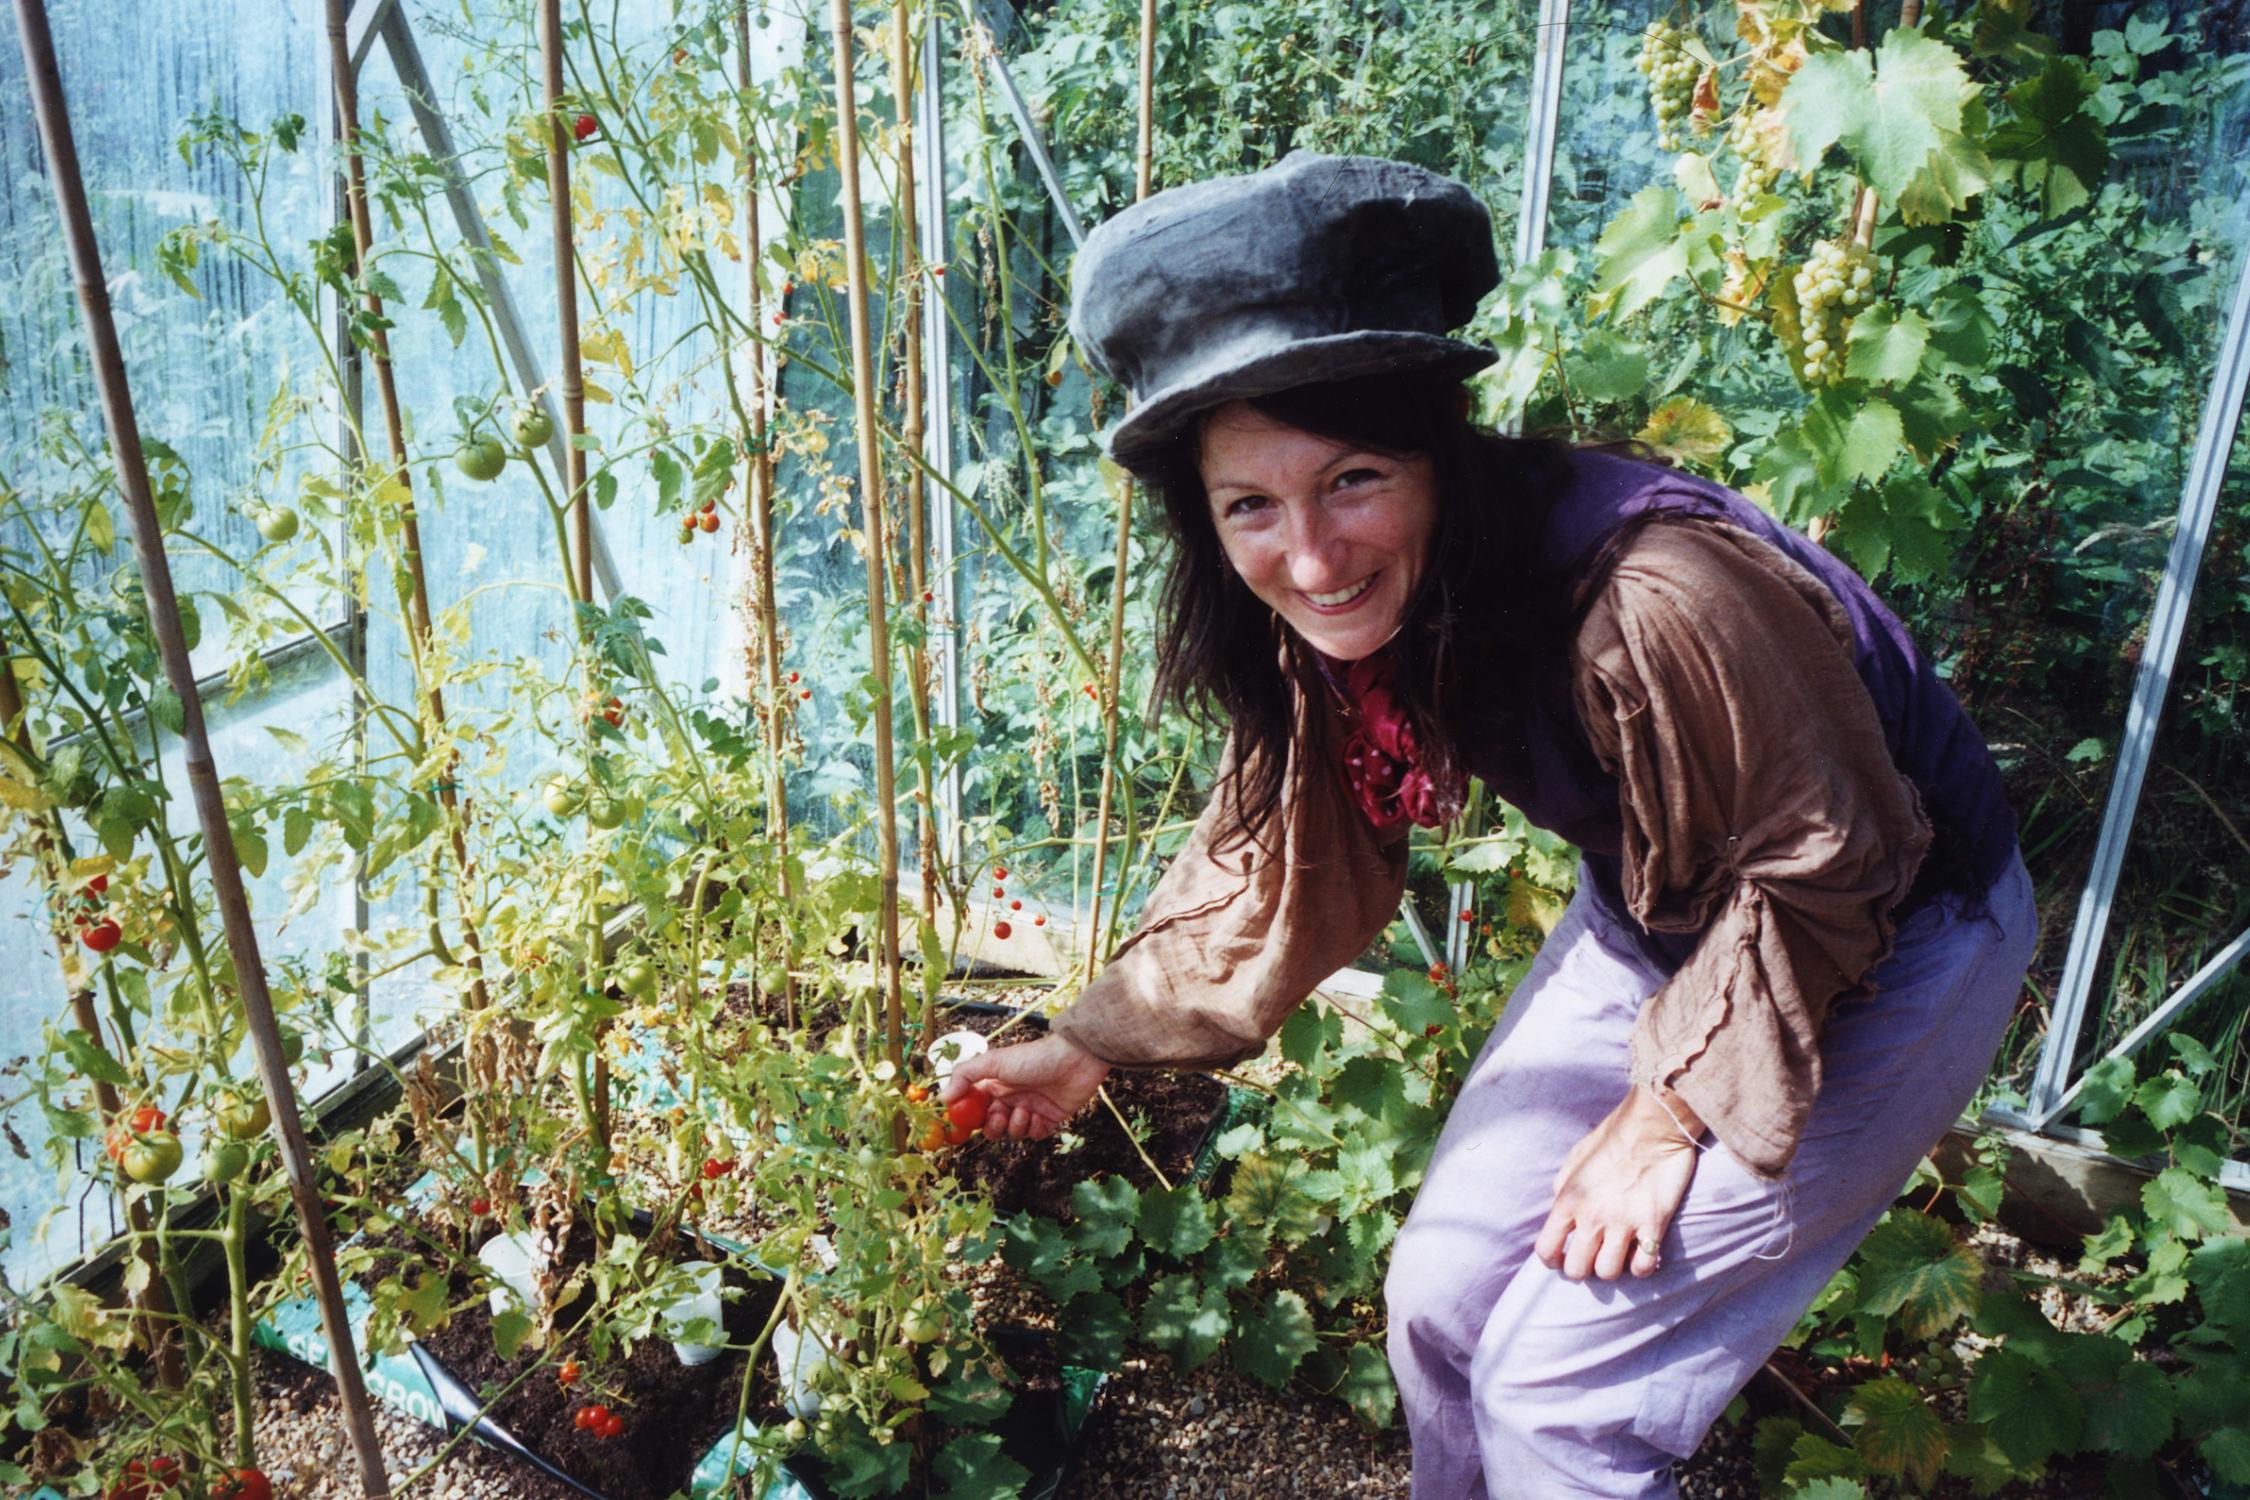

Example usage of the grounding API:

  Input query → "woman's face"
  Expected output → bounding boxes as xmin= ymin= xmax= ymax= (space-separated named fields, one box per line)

xmin=1199 ymin=400 xmax=1439 ymax=663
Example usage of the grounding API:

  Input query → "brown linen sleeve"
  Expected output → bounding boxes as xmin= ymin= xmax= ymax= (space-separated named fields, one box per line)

xmin=1048 ymin=689 xmax=1411 ymax=1071
xmin=1570 ymin=519 xmax=1933 ymax=1178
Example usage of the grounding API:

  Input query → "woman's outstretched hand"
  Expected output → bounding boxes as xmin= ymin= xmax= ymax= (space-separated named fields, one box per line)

xmin=941 ymin=1033 xmax=1111 ymax=1141
xmin=1533 ymin=1085 xmax=1705 ymax=1281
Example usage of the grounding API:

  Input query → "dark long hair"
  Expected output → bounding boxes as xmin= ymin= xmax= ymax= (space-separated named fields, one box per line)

xmin=1135 ymin=373 xmax=1576 ymax=849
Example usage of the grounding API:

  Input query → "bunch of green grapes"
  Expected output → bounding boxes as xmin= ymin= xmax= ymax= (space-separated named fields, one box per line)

xmin=1790 ymin=238 xmax=1879 ymax=386
xmin=1635 ymin=22 xmax=1700 ymax=152
xmin=1726 ymin=110 xmax=1779 ymax=204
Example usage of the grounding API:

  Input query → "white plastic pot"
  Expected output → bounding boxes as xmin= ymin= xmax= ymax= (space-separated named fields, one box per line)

xmin=770 ymin=1315 xmax=839 ymax=1419
xmin=662 ymin=1260 xmax=726 ymax=1367
xmin=927 ymin=1028 xmax=987 ymax=1082
xmin=478 ymin=1230 xmax=546 ymax=1317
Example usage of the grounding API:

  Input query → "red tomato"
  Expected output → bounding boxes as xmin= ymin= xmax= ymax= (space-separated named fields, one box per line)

xmin=107 ymin=1455 xmax=182 ymax=1500
xmin=558 ymin=1359 xmax=582 ymax=1386
xmin=700 ymin=1158 xmax=725 ymax=1181
xmin=697 ymin=510 xmax=719 ymax=533
xmin=131 ymin=1105 xmax=166 ymax=1134
xmin=1009 ymin=899 xmax=1021 ymax=911
xmin=598 ymin=1413 xmax=624 ymax=1439
xmin=1459 ymin=908 xmax=1474 ymax=922
xmin=904 ymin=1084 xmax=929 ymax=1103
xmin=602 ymin=697 xmax=624 ymax=727
xmin=88 ymin=874 xmax=109 ymax=895
xmin=787 ymin=671 xmax=800 ymax=684
xmin=991 ymin=885 xmax=1005 ymax=899
xmin=944 ymin=1092 xmax=989 ymax=1145
xmin=798 ymin=688 xmax=811 ymax=700
xmin=1033 ymin=914 xmax=1046 ymax=927
xmin=213 ymin=1470 xmax=273 ymax=1500
xmin=83 ymin=919 xmax=122 ymax=952
xmin=992 ymin=921 xmax=1011 ymax=941
xmin=992 ymin=866 xmax=1007 ymax=880
xmin=573 ymin=113 xmax=599 ymax=143
xmin=469 ymin=1196 xmax=492 ymax=1218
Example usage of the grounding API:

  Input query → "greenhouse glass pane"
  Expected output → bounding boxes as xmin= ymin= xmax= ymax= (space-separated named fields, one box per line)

xmin=0 ymin=647 xmax=355 ymax=1289
xmin=0 ymin=0 xmax=337 ymax=679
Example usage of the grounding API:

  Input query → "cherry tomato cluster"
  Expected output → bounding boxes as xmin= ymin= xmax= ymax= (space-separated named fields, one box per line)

xmin=986 ymin=865 xmax=1044 ymax=938
xmin=916 ymin=1090 xmax=989 ymax=1152
xmin=70 ymin=873 xmax=121 ymax=952
xmin=573 ymin=112 xmax=600 ymax=143
xmin=574 ymin=1402 xmax=625 ymax=1439
xmin=677 ymin=498 xmax=722 ymax=543
xmin=106 ymin=1456 xmax=181 ymax=1500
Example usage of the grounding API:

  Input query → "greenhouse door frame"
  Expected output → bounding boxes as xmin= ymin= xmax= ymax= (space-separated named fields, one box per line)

xmin=1986 ymin=238 xmax=2250 ymax=1187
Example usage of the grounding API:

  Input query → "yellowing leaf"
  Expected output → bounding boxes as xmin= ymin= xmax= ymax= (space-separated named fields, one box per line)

xmin=1639 ymin=398 xmax=1732 ymax=464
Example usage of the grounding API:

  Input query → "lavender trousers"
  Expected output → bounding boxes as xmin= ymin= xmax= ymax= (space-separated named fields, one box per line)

xmin=1385 ymin=853 xmax=2037 ymax=1498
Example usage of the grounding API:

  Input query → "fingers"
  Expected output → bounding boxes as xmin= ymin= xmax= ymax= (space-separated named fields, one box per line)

xmin=1630 ymin=1227 xmax=1665 ymax=1279
xmin=938 ymin=1051 xmax=991 ymax=1103
xmin=1531 ymin=1205 xmax=1571 ymax=1271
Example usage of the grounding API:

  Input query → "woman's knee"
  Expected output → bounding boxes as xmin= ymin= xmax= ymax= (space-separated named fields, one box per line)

xmin=1384 ymin=1214 xmax=1505 ymax=1378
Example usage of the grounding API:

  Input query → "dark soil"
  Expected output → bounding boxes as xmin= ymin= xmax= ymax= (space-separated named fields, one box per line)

xmin=938 ymin=1008 xmax=1230 ymax=1218
xmin=411 ymin=1213 xmax=784 ymax=1500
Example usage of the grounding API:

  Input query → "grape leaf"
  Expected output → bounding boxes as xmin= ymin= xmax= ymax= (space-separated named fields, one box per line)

xmin=1331 ymin=1341 xmax=1397 ymax=1428
xmin=1232 ymin=1289 xmax=1318 ymax=1389
xmin=1054 ymin=1289 xmax=1130 ymax=1371
xmin=1988 ymin=57 xmax=2108 ymax=218
xmin=2143 ymin=1167 xmax=2229 ymax=1242
xmin=2079 ymin=1355 xmax=2175 ymax=1460
xmin=1968 ymin=1347 xmax=2082 ymax=1465
xmin=1138 ymin=1185 xmax=1216 ymax=1259
xmin=1846 ymin=1376 xmax=1947 ymax=1488
xmin=1853 ymin=1211 xmax=1981 ymax=1338
xmin=2133 ymin=1071 xmax=2201 ymax=1133
xmin=1224 ymin=1154 xmax=1322 ymax=1244
xmin=2203 ymin=1427 xmax=2250 ymax=1486
xmin=1070 ymin=1178 xmax=1140 ymax=1260
xmin=1844 ymin=303 xmax=1930 ymax=385
xmin=1591 ymin=186 xmax=1690 ymax=321
xmin=2075 ymin=1055 xmax=2136 ymax=1124
xmin=932 ymin=1430 xmax=1030 ymax=1500
xmin=1781 ymin=30 xmax=1980 ymax=207
xmin=1138 ymin=1273 xmax=1231 ymax=1372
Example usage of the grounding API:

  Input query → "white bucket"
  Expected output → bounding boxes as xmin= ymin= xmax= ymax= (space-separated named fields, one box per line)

xmin=770 ymin=1315 xmax=838 ymax=1419
xmin=478 ymin=1230 xmax=545 ymax=1317
xmin=663 ymin=1260 xmax=726 ymax=1367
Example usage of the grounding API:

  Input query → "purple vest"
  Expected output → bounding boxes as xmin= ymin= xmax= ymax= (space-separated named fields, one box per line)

xmin=1469 ymin=451 xmax=2018 ymax=968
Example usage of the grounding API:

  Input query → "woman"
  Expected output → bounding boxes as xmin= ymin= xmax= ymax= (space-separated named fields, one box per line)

xmin=941 ymin=152 xmax=2036 ymax=1498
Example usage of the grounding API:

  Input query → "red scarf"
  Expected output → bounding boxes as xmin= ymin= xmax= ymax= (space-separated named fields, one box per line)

xmin=1330 ymin=650 xmax=1458 ymax=831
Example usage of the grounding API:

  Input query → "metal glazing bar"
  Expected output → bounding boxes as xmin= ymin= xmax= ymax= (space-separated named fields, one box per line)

xmin=968 ymin=2 xmax=1086 ymax=250
xmin=1513 ymin=0 xmax=1571 ymax=272
xmin=2035 ymin=921 xmax=2250 ymax=1126
xmin=1980 ymin=1109 xmax=2250 ymax=1196
xmin=344 ymin=0 xmax=396 ymax=76
xmin=2026 ymin=241 xmax=2250 ymax=1123
xmin=42 ymin=623 xmax=359 ymax=757
xmin=919 ymin=3 xmax=965 ymax=865
xmin=1399 ymin=890 xmax=1444 ymax=973
xmin=1447 ymin=0 xmax=1572 ymax=970
xmin=375 ymin=3 xmax=622 ymax=601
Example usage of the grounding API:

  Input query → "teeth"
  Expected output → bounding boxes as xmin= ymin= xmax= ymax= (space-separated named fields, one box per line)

xmin=1307 ymin=576 xmax=1376 ymax=607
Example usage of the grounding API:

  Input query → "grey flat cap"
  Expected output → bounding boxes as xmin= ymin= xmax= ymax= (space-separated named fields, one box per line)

xmin=1067 ymin=151 xmax=1499 ymax=467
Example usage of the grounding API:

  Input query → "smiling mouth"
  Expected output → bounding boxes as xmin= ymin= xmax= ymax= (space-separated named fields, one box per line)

xmin=1302 ymin=574 xmax=1378 ymax=611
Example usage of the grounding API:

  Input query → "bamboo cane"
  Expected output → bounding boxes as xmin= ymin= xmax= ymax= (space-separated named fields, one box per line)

xmin=736 ymin=1 xmax=797 ymax=1028
xmin=1082 ymin=0 xmax=1159 ymax=982
xmin=11 ymin=4 xmax=390 ymax=1489
xmin=321 ymin=0 xmax=498 ymax=1099
xmin=890 ymin=0 xmax=942 ymax=1049
xmin=540 ymin=0 xmax=609 ymax=1155
xmin=0 ymin=637 xmax=181 ymax=1389
xmin=830 ymin=0 xmax=906 ymax=1073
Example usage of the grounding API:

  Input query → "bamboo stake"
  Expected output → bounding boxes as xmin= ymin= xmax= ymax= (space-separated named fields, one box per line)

xmin=736 ymin=1 xmax=797 ymax=1027
xmin=0 ymin=637 xmax=180 ymax=1389
xmin=10 ymin=4 xmax=390 ymax=1490
xmin=1081 ymin=0 xmax=1159 ymax=983
xmin=541 ymin=0 xmax=609 ymax=1155
xmin=321 ymin=0 xmax=498 ymax=1098
xmin=890 ymin=0 xmax=942 ymax=1050
xmin=829 ymin=0 xmax=906 ymax=1073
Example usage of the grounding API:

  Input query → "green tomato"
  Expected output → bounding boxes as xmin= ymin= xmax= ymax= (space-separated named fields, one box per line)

xmin=783 ymin=1418 xmax=808 ymax=1445
xmin=541 ymin=775 xmax=587 ymax=817
xmin=586 ymin=794 xmax=628 ymax=830
xmin=277 ymin=1029 xmax=306 ymax=1068
xmin=255 ymin=506 xmax=300 ymax=543
xmin=203 ymin=1140 xmax=251 ymax=1184
xmin=453 ymin=438 xmax=507 ymax=481
xmin=511 ymin=406 xmax=554 ymax=449
xmin=212 ymin=1089 xmax=270 ymax=1140
xmin=121 ymin=1131 xmax=184 ymax=1185
xmin=900 ymin=1296 xmax=944 ymax=1345
xmin=616 ymin=960 xmax=658 ymax=999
